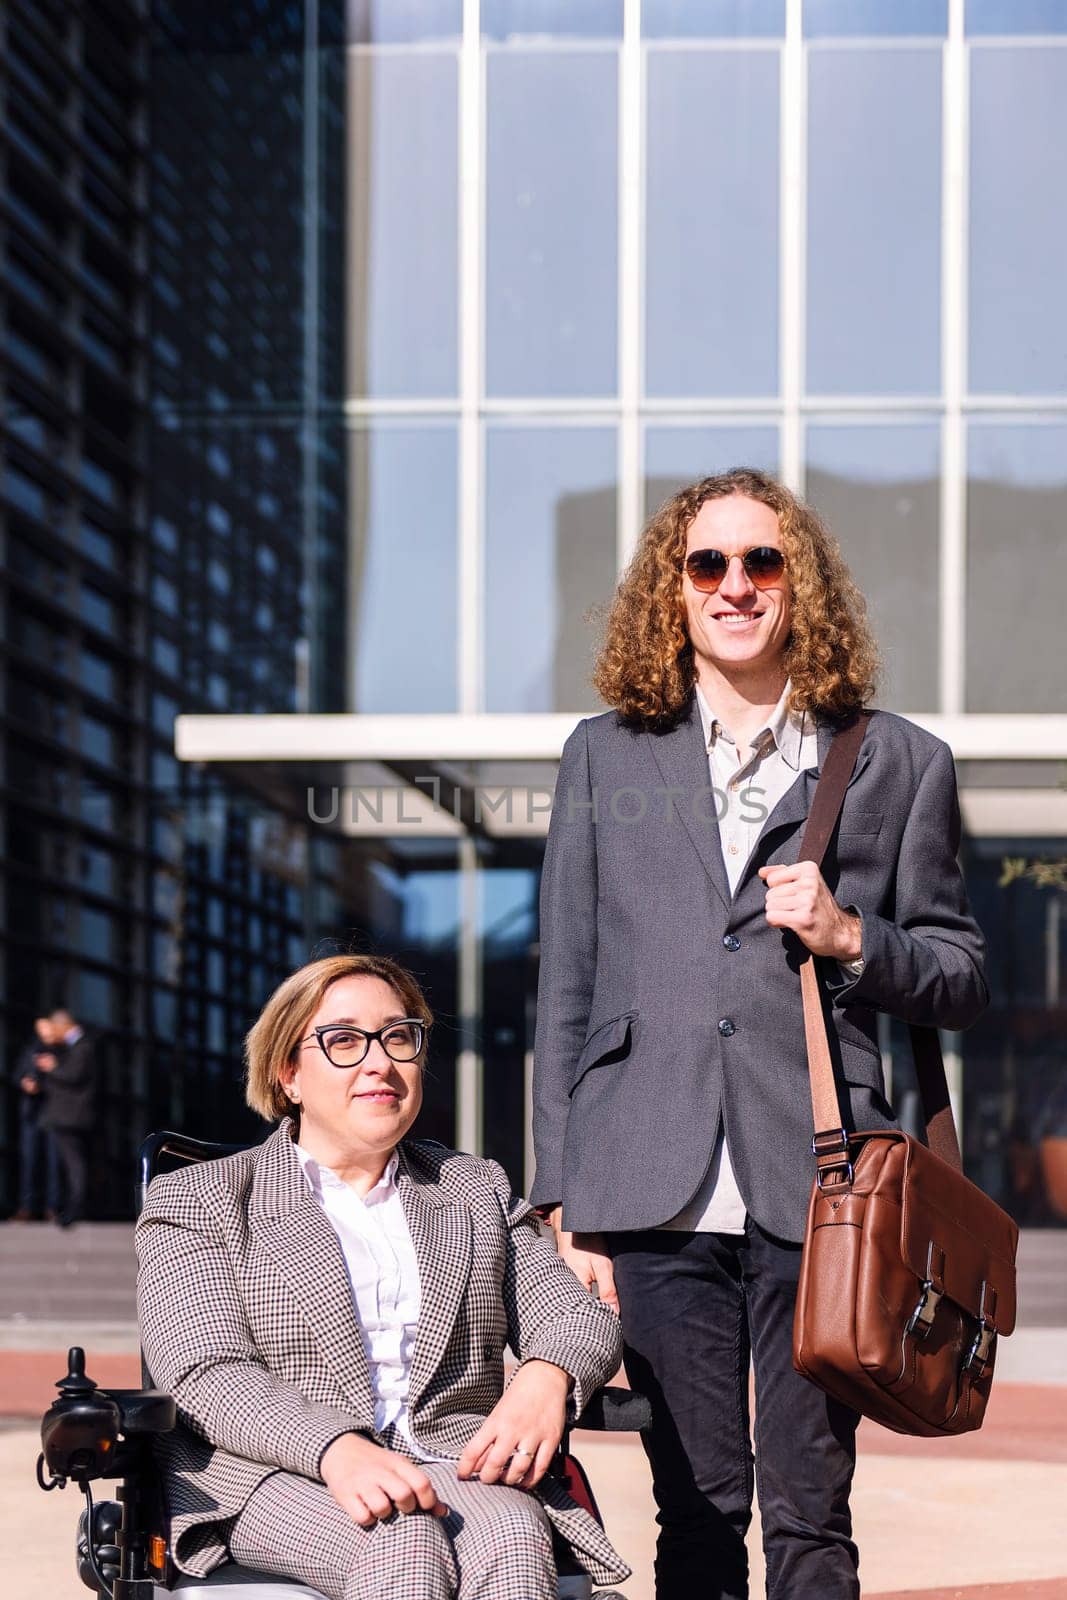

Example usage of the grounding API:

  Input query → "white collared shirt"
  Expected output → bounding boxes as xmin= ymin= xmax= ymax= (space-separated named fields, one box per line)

xmin=659 ymin=679 xmax=819 ymax=1235
xmin=294 ymin=1144 xmax=442 ymax=1459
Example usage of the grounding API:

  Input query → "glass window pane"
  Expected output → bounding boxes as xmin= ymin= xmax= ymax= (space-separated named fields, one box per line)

xmin=482 ymin=1 xmax=623 ymax=40
xmin=807 ymin=48 xmax=941 ymax=395
xmin=645 ymin=49 xmax=779 ymax=397
xmin=644 ymin=425 xmax=780 ymax=518
xmin=80 ymin=906 xmax=118 ymax=961
xmin=80 ymin=844 xmax=116 ymax=896
xmin=81 ymin=776 xmax=118 ymax=832
xmin=346 ymin=51 xmax=458 ymax=397
xmin=81 ymin=714 xmax=119 ymax=767
xmin=805 ymin=423 xmax=941 ymax=712
xmin=347 ymin=0 xmax=462 ymax=43
xmin=966 ymin=423 xmax=1067 ymax=711
xmin=643 ymin=0 xmax=784 ymax=38
xmin=153 ymin=988 xmax=178 ymax=1034
xmin=804 ymin=0 xmax=946 ymax=35
xmin=967 ymin=1 xmax=1067 ymax=33
xmin=485 ymin=426 xmax=617 ymax=711
xmin=81 ymin=584 xmax=118 ymax=636
xmin=82 ymin=648 xmax=118 ymax=702
xmin=349 ymin=423 xmax=458 ymax=711
xmin=970 ymin=49 xmax=1067 ymax=394
xmin=78 ymin=969 xmax=118 ymax=1025
xmin=486 ymin=51 xmax=618 ymax=397
xmin=81 ymin=517 xmax=119 ymax=570
xmin=959 ymin=837 xmax=1067 ymax=1221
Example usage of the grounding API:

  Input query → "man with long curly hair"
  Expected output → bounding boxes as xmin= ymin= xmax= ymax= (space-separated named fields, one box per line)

xmin=531 ymin=468 xmax=988 ymax=1600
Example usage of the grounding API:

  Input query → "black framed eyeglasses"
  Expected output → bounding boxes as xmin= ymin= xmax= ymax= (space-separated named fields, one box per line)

xmin=685 ymin=545 xmax=786 ymax=594
xmin=299 ymin=1020 xmax=426 ymax=1068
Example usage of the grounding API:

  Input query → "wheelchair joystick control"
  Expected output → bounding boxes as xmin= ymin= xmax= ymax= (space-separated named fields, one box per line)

xmin=60 ymin=1346 xmax=96 ymax=1393
xmin=39 ymin=1347 xmax=122 ymax=1487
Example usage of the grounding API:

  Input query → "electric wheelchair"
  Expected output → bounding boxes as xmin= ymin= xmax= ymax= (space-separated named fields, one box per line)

xmin=38 ymin=1132 xmax=650 ymax=1600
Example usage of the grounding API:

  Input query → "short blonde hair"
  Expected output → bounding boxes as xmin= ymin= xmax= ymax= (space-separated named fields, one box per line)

xmin=244 ymin=954 xmax=434 ymax=1123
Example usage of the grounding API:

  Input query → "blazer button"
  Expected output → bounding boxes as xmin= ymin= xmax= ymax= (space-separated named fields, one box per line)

xmin=722 ymin=934 xmax=741 ymax=952
xmin=717 ymin=1017 xmax=736 ymax=1037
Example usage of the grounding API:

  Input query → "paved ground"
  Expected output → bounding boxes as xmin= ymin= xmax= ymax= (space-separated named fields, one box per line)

xmin=6 ymin=1367 xmax=1066 ymax=1599
xmin=4 ymin=1224 xmax=1066 ymax=1597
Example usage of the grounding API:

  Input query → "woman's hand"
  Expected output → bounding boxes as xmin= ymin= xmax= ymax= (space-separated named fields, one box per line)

xmin=320 ymin=1432 xmax=449 ymax=1528
xmin=544 ymin=1207 xmax=620 ymax=1313
xmin=457 ymin=1359 xmax=569 ymax=1489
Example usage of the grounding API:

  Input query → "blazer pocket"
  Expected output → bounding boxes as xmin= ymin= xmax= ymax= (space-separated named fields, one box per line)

xmin=837 ymin=808 xmax=883 ymax=836
xmin=568 ymin=1010 xmax=638 ymax=1097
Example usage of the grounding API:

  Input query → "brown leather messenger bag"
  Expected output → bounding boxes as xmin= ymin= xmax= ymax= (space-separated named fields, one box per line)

xmin=790 ymin=711 xmax=1019 ymax=1437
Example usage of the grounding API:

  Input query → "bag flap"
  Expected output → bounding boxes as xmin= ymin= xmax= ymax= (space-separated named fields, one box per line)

xmin=899 ymin=1136 xmax=1019 ymax=1336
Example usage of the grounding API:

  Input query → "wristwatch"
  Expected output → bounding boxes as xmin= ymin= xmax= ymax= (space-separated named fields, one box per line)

xmin=842 ymin=905 xmax=864 ymax=977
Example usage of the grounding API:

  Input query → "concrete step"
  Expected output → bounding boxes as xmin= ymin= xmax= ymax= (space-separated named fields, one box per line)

xmin=1015 ymin=1230 xmax=1067 ymax=1326
xmin=0 ymin=1223 xmax=135 ymax=1323
xmin=0 ymin=1221 xmax=1064 ymax=1325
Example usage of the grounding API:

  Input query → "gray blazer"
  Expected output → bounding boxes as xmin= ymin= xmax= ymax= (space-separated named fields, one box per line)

xmin=530 ymin=699 xmax=988 ymax=1241
xmin=136 ymin=1123 xmax=628 ymax=1586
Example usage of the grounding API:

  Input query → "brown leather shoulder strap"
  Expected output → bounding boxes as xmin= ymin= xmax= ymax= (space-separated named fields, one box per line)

xmin=794 ymin=711 xmax=962 ymax=1172
xmin=908 ymin=1025 xmax=962 ymax=1169
xmin=796 ymin=713 xmax=869 ymax=869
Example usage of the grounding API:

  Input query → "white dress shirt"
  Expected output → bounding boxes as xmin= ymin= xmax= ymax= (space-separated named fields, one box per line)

xmin=295 ymin=1144 xmax=443 ymax=1460
xmin=659 ymin=680 xmax=820 ymax=1234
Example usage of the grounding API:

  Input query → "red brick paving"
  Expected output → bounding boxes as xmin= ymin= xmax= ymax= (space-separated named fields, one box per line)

xmin=5 ymin=1349 xmax=1067 ymax=1469
xmin=858 ymin=1382 xmax=1067 ymax=1463
xmin=0 ymin=1350 xmax=142 ymax=1417
xmin=869 ymin=1582 xmax=1067 ymax=1599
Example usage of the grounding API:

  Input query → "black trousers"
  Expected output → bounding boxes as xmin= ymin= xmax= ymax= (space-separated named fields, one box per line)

xmin=609 ymin=1220 xmax=860 ymax=1600
xmin=17 ymin=1101 xmax=61 ymax=1214
xmin=50 ymin=1128 xmax=89 ymax=1222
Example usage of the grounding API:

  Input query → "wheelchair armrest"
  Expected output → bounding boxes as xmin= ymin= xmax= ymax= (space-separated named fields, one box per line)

xmin=573 ymin=1384 xmax=652 ymax=1434
xmin=107 ymin=1389 xmax=176 ymax=1436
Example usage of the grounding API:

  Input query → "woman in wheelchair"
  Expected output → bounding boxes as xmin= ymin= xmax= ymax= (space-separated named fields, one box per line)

xmin=136 ymin=953 xmax=629 ymax=1600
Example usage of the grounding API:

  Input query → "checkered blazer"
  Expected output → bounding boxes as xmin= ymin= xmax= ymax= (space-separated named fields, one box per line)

xmin=135 ymin=1122 xmax=629 ymax=1586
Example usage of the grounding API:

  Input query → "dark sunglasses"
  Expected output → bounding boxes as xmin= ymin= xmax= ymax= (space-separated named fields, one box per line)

xmin=685 ymin=546 xmax=786 ymax=594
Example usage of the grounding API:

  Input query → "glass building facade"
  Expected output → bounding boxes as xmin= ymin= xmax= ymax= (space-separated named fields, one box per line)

xmin=0 ymin=0 xmax=355 ymax=1211
xmin=2 ymin=0 xmax=1066 ymax=1221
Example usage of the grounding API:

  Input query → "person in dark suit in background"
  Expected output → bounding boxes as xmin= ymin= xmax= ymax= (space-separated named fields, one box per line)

xmin=36 ymin=1007 xmax=98 ymax=1227
xmin=9 ymin=1016 xmax=62 ymax=1220
xmin=532 ymin=468 xmax=988 ymax=1599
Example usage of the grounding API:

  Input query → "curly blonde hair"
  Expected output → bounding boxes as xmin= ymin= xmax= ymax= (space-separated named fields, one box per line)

xmin=592 ymin=468 xmax=879 ymax=730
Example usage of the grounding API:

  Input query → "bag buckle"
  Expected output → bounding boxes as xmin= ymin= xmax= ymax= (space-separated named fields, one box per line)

xmin=813 ymin=1127 xmax=854 ymax=1190
xmin=962 ymin=1280 xmax=997 ymax=1375
xmin=906 ymin=1243 xmax=947 ymax=1339
xmin=906 ymin=1279 xmax=944 ymax=1338
xmin=962 ymin=1321 xmax=996 ymax=1374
